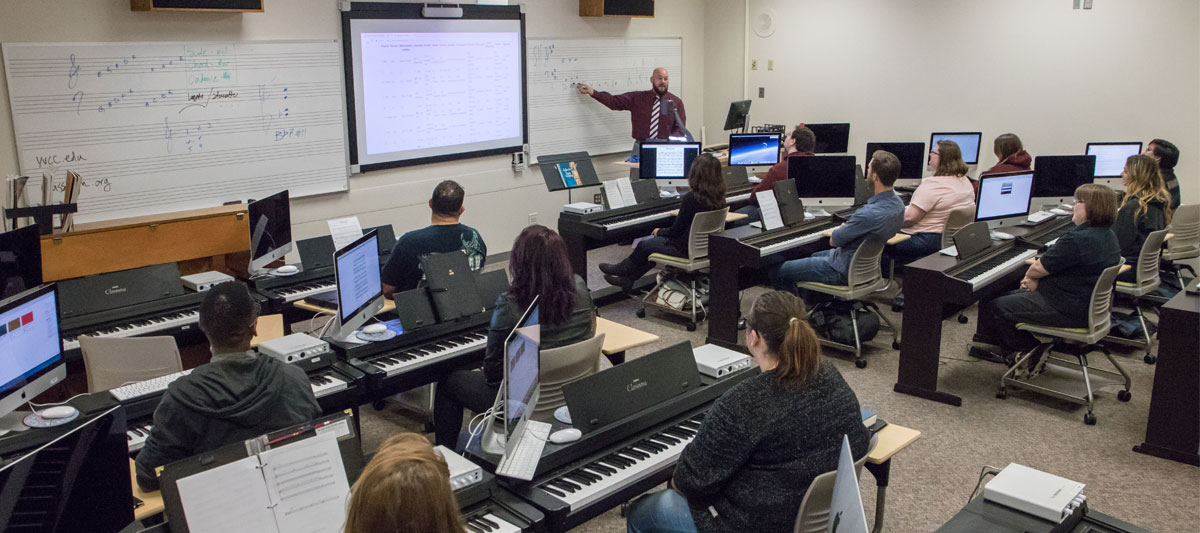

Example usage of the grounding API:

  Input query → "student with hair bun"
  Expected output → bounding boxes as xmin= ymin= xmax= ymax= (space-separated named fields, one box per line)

xmin=625 ymin=290 xmax=870 ymax=533
xmin=344 ymin=433 xmax=463 ymax=533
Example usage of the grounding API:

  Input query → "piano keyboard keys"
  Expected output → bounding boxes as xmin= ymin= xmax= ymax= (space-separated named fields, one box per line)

xmin=308 ymin=369 xmax=348 ymax=397
xmin=127 ymin=421 xmax=153 ymax=452
xmin=365 ymin=331 xmax=488 ymax=376
xmin=275 ymin=281 xmax=336 ymax=302
xmin=954 ymin=248 xmax=1037 ymax=290
xmin=62 ymin=308 xmax=200 ymax=351
xmin=463 ymin=511 xmax=521 ymax=533
xmin=598 ymin=210 xmax=673 ymax=230
xmin=536 ymin=415 xmax=705 ymax=511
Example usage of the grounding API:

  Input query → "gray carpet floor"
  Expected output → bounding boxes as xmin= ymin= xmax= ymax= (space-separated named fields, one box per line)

xmin=358 ymin=245 xmax=1200 ymax=532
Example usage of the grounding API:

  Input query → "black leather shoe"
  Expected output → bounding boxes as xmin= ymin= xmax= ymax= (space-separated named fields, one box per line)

xmin=599 ymin=262 xmax=621 ymax=275
xmin=603 ymin=273 xmax=634 ymax=293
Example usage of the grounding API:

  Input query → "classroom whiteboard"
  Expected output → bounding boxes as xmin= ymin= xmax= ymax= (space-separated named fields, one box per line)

xmin=3 ymin=40 xmax=349 ymax=224
xmin=527 ymin=38 xmax=682 ymax=162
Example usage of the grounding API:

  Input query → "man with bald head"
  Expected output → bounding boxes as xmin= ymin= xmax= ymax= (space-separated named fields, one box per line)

xmin=577 ymin=67 xmax=687 ymax=145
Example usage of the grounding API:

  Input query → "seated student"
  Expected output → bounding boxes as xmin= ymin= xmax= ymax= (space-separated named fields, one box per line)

xmin=1144 ymin=138 xmax=1181 ymax=209
xmin=973 ymin=184 xmax=1121 ymax=360
xmin=600 ymin=153 xmax=727 ymax=291
xmin=770 ymin=150 xmax=905 ymax=303
xmin=735 ymin=125 xmax=816 ymax=222
xmin=890 ymin=139 xmax=976 ymax=265
xmin=344 ymin=433 xmax=462 ymax=533
xmin=135 ymin=282 xmax=320 ymax=491
xmin=381 ymin=180 xmax=487 ymax=297
xmin=981 ymin=133 xmax=1032 ymax=176
xmin=625 ymin=290 xmax=870 ymax=533
xmin=433 ymin=225 xmax=595 ymax=448
xmin=1114 ymin=154 xmax=1173 ymax=282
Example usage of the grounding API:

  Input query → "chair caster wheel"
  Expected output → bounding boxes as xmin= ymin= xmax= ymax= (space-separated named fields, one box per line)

xmin=1118 ymin=390 xmax=1131 ymax=402
xmin=891 ymin=304 xmax=903 ymax=313
xmin=958 ymin=315 xmax=969 ymax=324
xmin=372 ymin=400 xmax=386 ymax=411
xmin=686 ymin=322 xmax=697 ymax=332
xmin=892 ymin=340 xmax=901 ymax=350
xmin=996 ymin=389 xmax=1007 ymax=399
xmin=1143 ymin=354 xmax=1156 ymax=364
xmin=1084 ymin=413 xmax=1097 ymax=425
xmin=855 ymin=359 xmax=868 ymax=369
xmin=636 ymin=309 xmax=646 ymax=318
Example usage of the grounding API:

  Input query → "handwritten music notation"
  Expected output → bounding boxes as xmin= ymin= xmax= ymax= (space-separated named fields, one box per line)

xmin=3 ymin=40 xmax=349 ymax=223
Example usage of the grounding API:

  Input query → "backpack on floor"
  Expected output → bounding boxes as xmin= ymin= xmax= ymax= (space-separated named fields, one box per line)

xmin=809 ymin=300 xmax=879 ymax=345
xmin=1110 ymin=311 xmax=1158 ymax=339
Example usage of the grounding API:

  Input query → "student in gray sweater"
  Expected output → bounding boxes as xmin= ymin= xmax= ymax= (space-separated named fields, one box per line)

xmin=626 ymin=291 xmax=871 ymax=533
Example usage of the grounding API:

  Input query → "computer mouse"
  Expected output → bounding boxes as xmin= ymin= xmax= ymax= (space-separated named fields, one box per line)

xmin=1050 ymin=208 xmax=1071 ymax=216
xmin=548 ymin=428 xmax=582 ymax=444
xmin=275 ymin=265 xmax=299 ymax=274
xmin=361 ymin=324 xmax=388 ymax=335
xmin=40 ymin=406 xmax=78 ymax=419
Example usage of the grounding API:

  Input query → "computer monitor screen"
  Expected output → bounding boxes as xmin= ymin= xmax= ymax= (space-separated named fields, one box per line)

xmin=728 ymin=133 xmax=781 ymax=166
xmin=0 ymin=225 xmax=42 ymax=300
xmin=334 ymin=229 xmax=383 ymax=331
xmin=723 ymin=100 xmax=752 ymax=131
xmin=0 ymin=284 xmax=65 ymax=422
xmin=789 ymin=155 xmax=857 ymax=206
xmin=976 ymin=171 xmax=1035 ymax=228
xmin=865 ymin=142 xmax=925 ymax=180
xmin=1032 ymin=155 xmax=1096 ymax=202
xmin=805 ymin=123 xmax=850 ymax=154
xmin=639 ymin=142 xmax=701 ymax=180
xmin=248 ymin=190 xmax=293 ymax=273
xmin=503 ymin=302 xmax=539 ymax=437
xmin=930 ymin=132 xmax=982 ymax=164
xmin=1086 ymin=142 xmax=1143 ymax=178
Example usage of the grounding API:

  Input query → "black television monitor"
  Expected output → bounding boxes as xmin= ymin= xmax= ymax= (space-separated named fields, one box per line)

xmin=723 ymin=100 xmax=752 ymax=131
xmin=865 ymin=142 xmax=926 ymax=181
xmin=789 ymin=155 xmax=857 ymax=210
xmin=0 ymin=225 xmax=42 ymax=300
xmin=728 ymin=133 xmax=781 ymax=166
xmin=0 ymin=284 xmax=67 ymax=431
xmin=805 ymin=123 xmax=850 ymax=154
xmin=1032 ymin=155 xmax=1097 ymax=205
xmin=1086 ymin=142 xmax=1143 ymax=179
xmin=247 ymin=190 xmax=293 ymax=274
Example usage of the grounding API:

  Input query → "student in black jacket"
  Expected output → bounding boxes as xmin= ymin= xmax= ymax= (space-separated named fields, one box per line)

xmin=625 ymin=291 xmax=870 ymax=533
xmin=134 ymin=282 xmax=320 ymax=491
xmin=599 ymin=153 xmax=727 ymax=292
xmin=1114 ymin=155 xmax=1172 ymax=282
xmin=1144 ymin=139 xmax=1181 ymax=209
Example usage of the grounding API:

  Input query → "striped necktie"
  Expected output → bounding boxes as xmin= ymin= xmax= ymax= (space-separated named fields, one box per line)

xmin=649 ymin=96 xmax=660 ymax=140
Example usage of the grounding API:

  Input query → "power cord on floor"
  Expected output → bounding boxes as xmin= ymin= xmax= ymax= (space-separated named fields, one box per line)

xmin=969 ymin=465 xmax=1004 ymax=502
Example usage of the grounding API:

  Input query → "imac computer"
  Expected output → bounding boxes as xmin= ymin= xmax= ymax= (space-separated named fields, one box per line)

xmin=1032 ymin=155 xmax=1096 ymax=211
xmin=331 ymin=229 xmax=385 ymax=342
xmin=806 ymin=123 xmax=851 ymax=154
xmin=1086 ymin=142 xmax=1143 ymax=183
xmin=481 ymin=298 xmax=540 ymax=457
xmin=0 ymin=224 xmax=42 ymax=300
xmin=723 ymin=100 xmax=752 ymax=132
xmin=248 ymin=190 xmax=294 ymax=276
xmin=930 ymin=132 xmax=982 ymax=164
xmin=865 ymin=142 xmax=925 ymax=187
xmin=0 ymin=284 xmax=69 ymax=434
xmin=639 ymin=141 xmax=702 ymax=189
xmin=789 ymin=155 xmax=857 ymax=217
xmin=975 ymin=171 xmax=1035 ymax=239
xmin=728 ymin=133 xmax=781 ymax=166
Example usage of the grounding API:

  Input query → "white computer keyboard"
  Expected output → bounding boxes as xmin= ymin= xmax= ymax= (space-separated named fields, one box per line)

xmin=109 ymin=369 xmax=192 ymax=402
xmin=1026 ymin=210 xmax=1056 ymax=225
xmin=495 ymin=420 xmax=552 ymax=481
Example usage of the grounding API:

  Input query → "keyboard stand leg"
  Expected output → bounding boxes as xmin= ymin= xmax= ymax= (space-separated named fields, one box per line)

xmin=866 ymin=460 xmax=890 ymax=533
xmin=893 ymin=272 xmax=963 ymax=407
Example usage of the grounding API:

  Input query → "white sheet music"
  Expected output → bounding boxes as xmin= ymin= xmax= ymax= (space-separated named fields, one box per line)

xmin=615 ymin=177 xmax=638 ymax=207
xmin=603 ymin=180 xmax=627 ymax=209
xmin=261 ymin=433 xmax=350 ymax=533
xmin=756 ymin=191 xmax=785 ymax=230
xmin=175 ymin=455 xmax=278 ymax=533
xmin=327 ymin=216 xmax=363 ymax=251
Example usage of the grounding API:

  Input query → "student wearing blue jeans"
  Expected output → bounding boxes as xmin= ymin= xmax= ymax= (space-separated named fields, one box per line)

xmin=769 ymin=150 xmax=906 ymax=303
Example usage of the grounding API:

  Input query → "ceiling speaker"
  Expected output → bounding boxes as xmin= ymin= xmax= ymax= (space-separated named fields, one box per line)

xmin=753 ymin=9 xmax=776 ymax=38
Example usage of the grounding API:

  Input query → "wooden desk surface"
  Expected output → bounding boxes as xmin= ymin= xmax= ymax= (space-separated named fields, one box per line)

xmin=130 ymin=459 xmax=165 ymax=520
xmin=249 ymin=314 xmax=284 ymax=348
xmin=294 ymin=299 xmax=397 ymax=316
xmin=667 ymin=209 xmax=748 ymax=222
xmin=867 ymin=423 xmax=921 ymax=464
xmin=595 ymin=316 xmax=659 ymax=355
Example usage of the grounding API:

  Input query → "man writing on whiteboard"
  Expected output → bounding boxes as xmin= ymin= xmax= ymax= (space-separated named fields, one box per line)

xmin=577 ymin=67 xmax=687 ymax=147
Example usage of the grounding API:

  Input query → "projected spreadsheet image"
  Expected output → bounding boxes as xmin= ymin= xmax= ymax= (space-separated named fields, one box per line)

xmin=977 ymin=173 xmax=1034 ymax=220
xmin=359 ymin=32 xmax=522 ymax=156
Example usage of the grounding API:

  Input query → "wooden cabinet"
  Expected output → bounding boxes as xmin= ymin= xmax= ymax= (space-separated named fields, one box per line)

xmin=580 ymin=0 xmax=654 ymax=18
xmin=131 ymin=0 xmax=264 ymax=13
xmin=40 ymin=204 xmax=250 ymax=281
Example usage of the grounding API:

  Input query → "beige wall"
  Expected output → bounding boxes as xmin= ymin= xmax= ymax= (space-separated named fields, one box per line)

xmin=733 ymin=0 xmax=1198 ymax=202
xmin=0 ymin=0 xmax=708 ymax=254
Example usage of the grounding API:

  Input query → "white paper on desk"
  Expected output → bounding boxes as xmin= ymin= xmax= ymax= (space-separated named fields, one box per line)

xmin=827 ymin=434 xmax=868 ymax=533
xmin=615 ymin=177 xmax=638 ymax=207
xmin=603 ymin=180 xmax=627 ymax=209
xmin=327 ymin=216 xmax=363 ymax=251
xmin=756 ymin=191 xmax=785 ymax=230
xmin=939 ymin=245 xmax=958 ymax=256
xmin=261 ymin=432 xmax=350 ymax=533
xmin=175 ymin=455 xmax=278 ymax=533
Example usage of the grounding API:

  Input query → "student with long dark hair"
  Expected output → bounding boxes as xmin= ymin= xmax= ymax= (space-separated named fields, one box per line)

xmin=432 ymin=225 xmax=596 ymax=448
xmin=625 ymin=291 xmax=870 ymax=533
xmin=599 ymin=153 xmax=727 ymax=291
xmin=344 ymin=433 xmax=462 ymax=533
